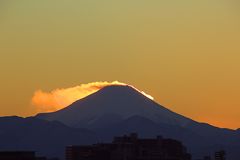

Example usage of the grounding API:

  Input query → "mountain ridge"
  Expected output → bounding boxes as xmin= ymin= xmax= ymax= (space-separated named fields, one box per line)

xmin=36 ymin=85 xmax=194 ymax=128
xmin=1 ymin=85 xmax=239 ymax=159
xmin=0 ymin=116 xmax=98 ymax=159
xmin=35 ymin=85 xmax=240 ymax=159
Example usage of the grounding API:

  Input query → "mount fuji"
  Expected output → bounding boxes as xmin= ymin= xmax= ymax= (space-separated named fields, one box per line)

xmin=0 ymin=85 xmax=239 ymax=159
xmin=36 ymin=85 xmax=193 ymax=129
xmin=35 ymin=85 xmax=240 ymax=159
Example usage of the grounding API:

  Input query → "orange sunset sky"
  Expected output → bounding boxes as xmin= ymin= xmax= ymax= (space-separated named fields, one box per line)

xmin=0 ymin=1 xmax=240 ymax=129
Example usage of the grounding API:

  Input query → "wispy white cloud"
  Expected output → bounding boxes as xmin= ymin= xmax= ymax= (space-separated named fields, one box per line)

xmin=31 ymin=81 xmax=126 ymax=112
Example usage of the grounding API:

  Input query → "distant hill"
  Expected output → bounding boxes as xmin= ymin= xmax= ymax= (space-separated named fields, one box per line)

xmin=0 ymin=116 xmax=97 ymax=159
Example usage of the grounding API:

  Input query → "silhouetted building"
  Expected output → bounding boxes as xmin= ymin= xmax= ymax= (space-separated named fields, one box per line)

xmin=0 ymin=151 xmax=47 ymax=160
xmin=66 ymin=133 xmax=191 ymax=160
xmin=215 ymin=150 xmax=226 ymax=160
xmin=36 ymin=157 xmax=47 ymax=160
xmin=195 ymin=157 xmax=212 ymax=160
xmin=203 ymin=156 xmax=211 ymax=160
xmin=0 ymin=151 xmax=36 ymax=160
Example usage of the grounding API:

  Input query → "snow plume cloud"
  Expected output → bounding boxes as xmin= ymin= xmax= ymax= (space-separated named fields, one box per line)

xmin=31 ymin=81 xmax=126 ymax=112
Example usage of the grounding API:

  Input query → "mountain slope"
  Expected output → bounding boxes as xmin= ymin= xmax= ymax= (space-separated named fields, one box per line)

xmin=35 ymin=85 xmax=240 ymax=159
xmin=36 ymin=85 xmax=193 ymax=128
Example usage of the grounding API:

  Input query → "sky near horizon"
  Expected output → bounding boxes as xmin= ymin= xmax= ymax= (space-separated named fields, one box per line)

xmin=0 ymin=0 xmax=240 ymax=129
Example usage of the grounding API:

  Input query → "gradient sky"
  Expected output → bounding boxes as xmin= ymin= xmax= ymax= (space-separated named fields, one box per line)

xmin=0 ymin=0 xmax=240 ymax=129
